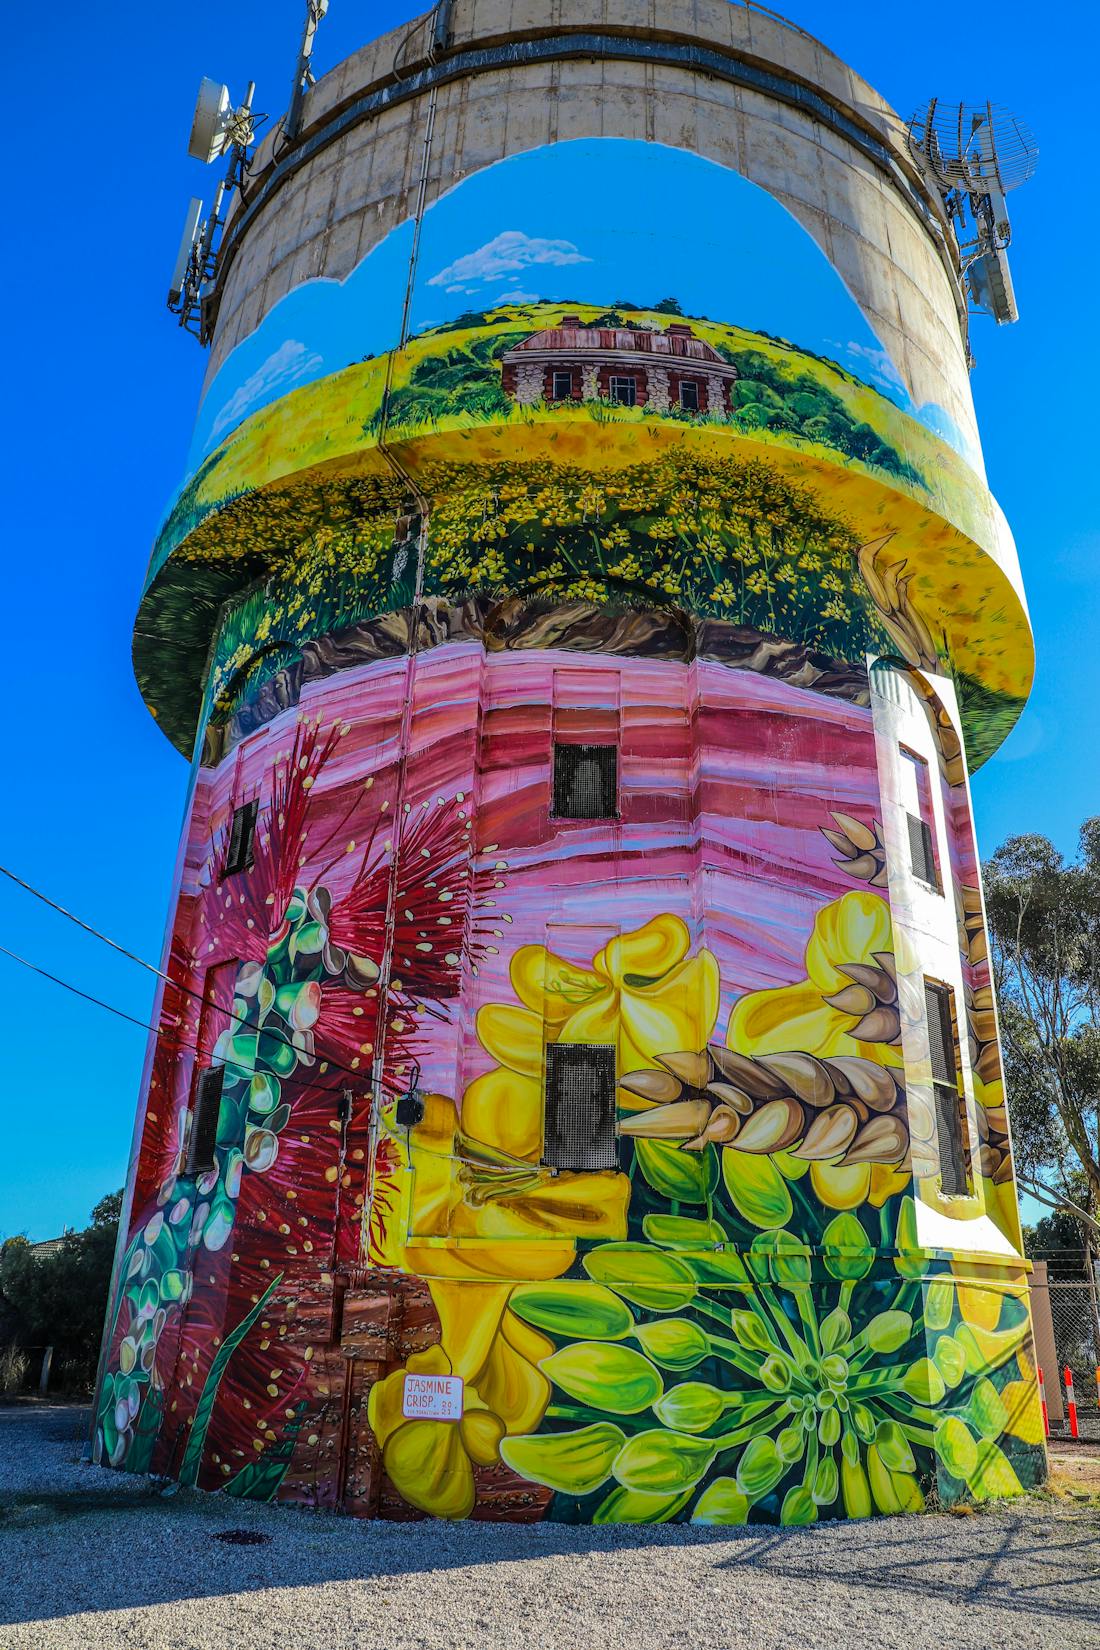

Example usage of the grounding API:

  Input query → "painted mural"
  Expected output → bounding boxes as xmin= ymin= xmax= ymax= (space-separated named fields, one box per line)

xmin=140 ymin=310 xmax=1030 ymax=767
xmin=104 ymin=129 xmax=1042 ymax=1524
xmin=97 ymin=640 xmax=1044 ymax=1518
xmin=184 ymin=141 xmax=980 ymax=475
xmin=136 ymin=138 xmax=1030 ymax=764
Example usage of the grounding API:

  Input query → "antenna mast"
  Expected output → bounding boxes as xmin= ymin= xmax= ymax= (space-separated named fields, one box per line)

xmin=908 ymin=99 xmax=1038 ymax=344
xmin=285 ymin=0 xmax=330 ymax=145
xmin=168 ymin=79 xmax=263 ymax=341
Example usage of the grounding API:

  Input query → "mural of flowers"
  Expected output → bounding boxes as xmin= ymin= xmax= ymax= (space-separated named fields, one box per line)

xmin=423 ymin=453 xmax=877 ymax=662
xmin=108 ymin=593 xmax=1040 ymax=1521
xmin=497 ymin=1199 xmax=1039 ymax=1525
xmin=367 ymin=1284 xmax=553 ymax=1519
xmin=113 ymin=123 xmax=1037 ymax=1533
xmin=372 ymin=894 xmax=1042 ymax=1522
xmin=96 ymin=715 xmax=504 ymax=1492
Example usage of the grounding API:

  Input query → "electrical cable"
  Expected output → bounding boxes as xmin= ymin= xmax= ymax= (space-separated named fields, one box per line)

xmin=0 ymin=858 xmax=411 ymax=1088
xmin=0 ymin=866 xmax=540 ymax=1178
xmin=0 ymin=863 xmax=179 ymax=985
xmin=0 ymin=932 xmax=533 ymax=1179
xmin=0 ymin=942 xmax=165 ymax=1036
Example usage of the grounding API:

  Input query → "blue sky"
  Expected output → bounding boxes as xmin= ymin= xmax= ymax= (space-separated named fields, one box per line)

xmin=1 ymin=0 xmax=1095 ymax=1239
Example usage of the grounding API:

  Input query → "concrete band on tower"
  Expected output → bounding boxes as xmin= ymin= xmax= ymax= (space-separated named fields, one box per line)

xmin=100 ymin=0 xmax=1044 ymax=1523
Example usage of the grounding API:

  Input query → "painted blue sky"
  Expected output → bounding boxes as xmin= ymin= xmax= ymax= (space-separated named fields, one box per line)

xmin=187 ymin=137 xmax=968 ymax=474
xmin=1 ymin=0 xmax=1096 ymax=1240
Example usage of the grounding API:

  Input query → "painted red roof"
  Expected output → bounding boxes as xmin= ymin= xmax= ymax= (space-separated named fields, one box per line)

xmin=506 ymin=320 xmax=728 ymax=365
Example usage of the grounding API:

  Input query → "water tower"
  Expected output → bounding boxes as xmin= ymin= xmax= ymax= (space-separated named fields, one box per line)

xmin=95 ymin=0 xmax=1045 ymax=1522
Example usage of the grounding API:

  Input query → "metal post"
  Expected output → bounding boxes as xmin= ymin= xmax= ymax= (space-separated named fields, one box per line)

xmin=1087 ymin=1226 xmax=1100 ymax=1365
xmin=1065 ymin=1365 xmax=1079 ymax=1440
xmin=38 ymin=1346 xmax=53 ymax=1396
xmin=285 ymin=0 xmax=329 ymax=145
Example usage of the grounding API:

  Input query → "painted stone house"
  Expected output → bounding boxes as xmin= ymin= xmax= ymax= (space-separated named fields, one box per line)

xmin=501 ymin=318 xmax=739 ymax=412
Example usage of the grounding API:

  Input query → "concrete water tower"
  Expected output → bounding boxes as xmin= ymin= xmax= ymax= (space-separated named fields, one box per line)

xmin=95 ymin=0 xmax=1045 ymax=1523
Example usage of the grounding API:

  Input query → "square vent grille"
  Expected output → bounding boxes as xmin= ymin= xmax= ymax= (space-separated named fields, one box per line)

xmin=543 ymin=1042 xmax=619 ymax=1171
xmin=552 ymin=743 xmax=618 ymax=820
xmin=186 ymin=1064 xmax=225 ymax=1176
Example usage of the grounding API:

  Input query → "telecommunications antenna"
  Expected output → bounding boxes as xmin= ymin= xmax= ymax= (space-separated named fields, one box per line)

xmin=166 ymin=4 xmax=330 ymax=344
xmin=168 ymin=198 xmax=204 ymax=307
xmin=907 ymin=100 xmax=1038 ymax=329
xmin=167 ymin=77 xmax=263 ymax=341
xmin=188 ymin=77 xmax=234 ymax=163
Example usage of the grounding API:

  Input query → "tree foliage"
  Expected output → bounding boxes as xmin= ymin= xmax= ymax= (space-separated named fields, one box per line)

xmin=984 ymin=824 xmax=1100 ymax=1235
xmin=0 ymin=1190 xmax=122 ymax=1387
xmin=1022 ymin=1187 xmax=1092 ymax=1277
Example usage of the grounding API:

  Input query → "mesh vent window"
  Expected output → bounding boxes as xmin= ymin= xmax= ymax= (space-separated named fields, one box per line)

xmin=899 ymin=748 xmax=939 ymax=892
xmin=223 ymin=799 xmax=259 ymax=878
xmin=186 ymin=1065 xmax=225 ymax=1176
xmin=906 ymin=812 xmax=937 ymax=887
xmin=924 ymin=981 xmax=969 ymax=1196
xmin=925 ymin=982 xmax=956 ymax=1085
xmin=553 ymin=743 xmax=618 ymax=820
xmin=543 ymin=1043 xmax=619 ymax=1171
xmin=932 ymin=1082 xmax=969 ymax=1197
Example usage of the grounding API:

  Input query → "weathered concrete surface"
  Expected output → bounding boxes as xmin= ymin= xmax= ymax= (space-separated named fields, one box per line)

xmin=2 ymin=1406 xmax=1097 ymax=1650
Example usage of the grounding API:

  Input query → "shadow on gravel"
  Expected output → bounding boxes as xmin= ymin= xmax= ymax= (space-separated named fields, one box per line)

xmin=2 ymin=1405 xmax=1099 ymax=1631
xmin=708 ymin=1515 xmax=1100 ymax=1627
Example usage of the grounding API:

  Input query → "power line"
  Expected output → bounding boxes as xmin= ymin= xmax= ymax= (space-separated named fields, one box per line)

xmin=0 ymin=865 xmax=536 ymax=1179
xmin=0 ymin=934 xmax=522 ymax=1179
xmin=0 ymin=863 xmax=178 ymax=990
xmin=0 ymin=942 xmax=162 ymax=1036
xmin=0 ymin=858 xmax=382 ymax=1087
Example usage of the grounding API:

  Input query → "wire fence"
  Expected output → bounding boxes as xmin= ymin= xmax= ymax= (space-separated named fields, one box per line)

xmin=1030 ymin=1266 xmax=1100 ymax=1442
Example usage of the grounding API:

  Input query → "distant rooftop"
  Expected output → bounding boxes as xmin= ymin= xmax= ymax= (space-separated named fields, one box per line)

xmin=505 ymin=319 xmax=732 ymax=367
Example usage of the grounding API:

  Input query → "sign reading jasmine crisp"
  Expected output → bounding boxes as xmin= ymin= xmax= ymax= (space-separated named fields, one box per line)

xmin=402 ymin=1372 xmax=463 ymax=1421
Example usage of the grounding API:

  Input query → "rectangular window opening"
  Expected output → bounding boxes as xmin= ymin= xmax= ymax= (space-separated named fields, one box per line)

xmin=900 ymin=747 xmax=939 ymax=890
xmin=543 ymin=1042 xmax=619 ymax=1171
xmin=552 ymin=743 xmax=618 ymax=820
xmin=924 ymin=979 xmax=971 ymax=1197
xmin=679 ymin=380 xmax=700 ymax=412
xmin=185 ymin=1064 xmax=225 ymax=1177
xmin=223 ymin=798 xmax=259 ymax=878
xmin=906 ymin=811 xmax=937 ymax=887
xmin=609 ymin=376 xmax=637 ymax=407
xmin=551 ymin=370 xmax=574 ymax=402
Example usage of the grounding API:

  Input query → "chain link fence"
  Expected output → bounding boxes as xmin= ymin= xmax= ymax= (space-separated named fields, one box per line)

xmin=1029 ymin=1263 xmax=1100 ymax=1441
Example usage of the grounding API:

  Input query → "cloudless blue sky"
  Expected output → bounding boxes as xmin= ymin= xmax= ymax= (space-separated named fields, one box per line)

xmin=0 ymin=1 xmax=1094 ymax=1239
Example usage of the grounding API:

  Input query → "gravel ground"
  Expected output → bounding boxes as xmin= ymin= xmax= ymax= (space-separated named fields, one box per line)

xmin=1 ymin=1405 xmax=1098 ymax=1650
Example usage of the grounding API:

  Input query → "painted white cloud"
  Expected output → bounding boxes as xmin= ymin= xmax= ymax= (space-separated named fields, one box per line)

xmin=208 ymin=339 xmax=324 ymax=443
xmin=428 ymin=230 xmax=590 ymax=290
xmin=496 ymin=289 xmax=539 ymax=303
xmin=839 ymin=338 xmax=905 ymax=391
